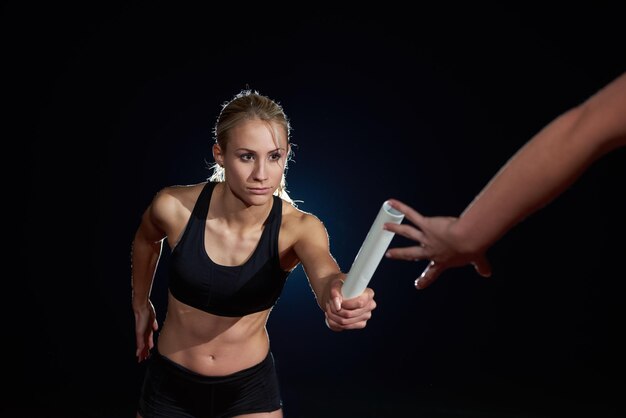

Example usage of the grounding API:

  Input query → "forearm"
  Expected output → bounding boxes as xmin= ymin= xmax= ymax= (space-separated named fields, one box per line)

xmin=131 ymin=235 xmax=163 ymax=311
xmin=385 ymin=73 xmax=626 ymax=288
xmin=457 ymin=73 xmax=626 ymax=252
xmin=455 ymin=102 xmax=622 ymax=252
xmin=308 ymin=271 xmax=343 ymax=310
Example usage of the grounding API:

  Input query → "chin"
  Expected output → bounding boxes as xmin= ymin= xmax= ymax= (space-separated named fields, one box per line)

xmin=233 ymin=188 xmax=275 ymax=207
xmin=246 ymin=195 xmax=272 ymax=206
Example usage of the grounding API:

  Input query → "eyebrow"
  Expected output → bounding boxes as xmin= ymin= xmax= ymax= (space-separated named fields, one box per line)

xmin=235 ymin=148 xmax=286 ymax=153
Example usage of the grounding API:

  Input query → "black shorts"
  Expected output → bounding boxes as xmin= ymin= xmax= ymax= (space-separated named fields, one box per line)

xmin=138 ymin=350 xmax=282 ymax=418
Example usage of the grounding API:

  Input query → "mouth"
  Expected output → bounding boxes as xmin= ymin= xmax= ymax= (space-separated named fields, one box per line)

xmin=247 ymin=187 xmax=272 ymax=195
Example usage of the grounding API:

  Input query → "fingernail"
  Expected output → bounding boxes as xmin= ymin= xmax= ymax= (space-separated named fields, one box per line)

xmin=414 ymin=279 xmax=422 ymax=290
xmin=335 ymin=298 xmax=342 ymax=311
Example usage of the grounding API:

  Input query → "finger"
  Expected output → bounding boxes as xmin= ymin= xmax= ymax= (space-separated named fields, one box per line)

xmin=415 ymin=261 xmax=445 ymax=290
xmin=472 ymin=255 xmax=492 ymax=277
xmin=340 ymin=290 xmax=373 ymax=310
xmin=325 ymin=319 xmax=344 ymax=332
xmin=324 ymin=312 xmax=346 ymax=332
xmin=328 ymin=314 xmax=369 ymax=330
xmin=324 ymin=316 xmax=336 ymax=331
xmin=384 ymin=222 xmax=426 ymax=242
xmin=326 ymin=300 xmax=342 ymax=317
xmin=386 ymin=199 xmax=426 ymax=227
xmin=137 ymin=344 xmax=146 ymax=362
xmin=336 ymin=321 xmax=368 ymax=330
xmin=328 ymin=295 xmax=342 ymax=312
xmin=332 ymin=307 xmax=367 ymax=323
xmin=385 ymin=246 xmax=426 ymax=261
xmin=327 ymin=308 xmax=371 ymax=327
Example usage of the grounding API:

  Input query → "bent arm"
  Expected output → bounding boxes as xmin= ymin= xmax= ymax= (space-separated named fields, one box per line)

xmin=131 ymin=207 xmax=165 ymax=311
xmin=131 ymin=189 xmax=177 ymax=310
xmin=454 ymin=72 xmax=626 ymax=254
xmin=131 ymin=189 xmax=180 ymax=360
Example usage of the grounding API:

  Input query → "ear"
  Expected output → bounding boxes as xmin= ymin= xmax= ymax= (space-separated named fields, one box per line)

xmin=212 ymin=144 xmax=224 ymax=167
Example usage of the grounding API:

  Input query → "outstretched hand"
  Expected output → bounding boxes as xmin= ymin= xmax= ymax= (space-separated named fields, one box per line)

xmin=383 ymin=199 xmax=492 ymax=289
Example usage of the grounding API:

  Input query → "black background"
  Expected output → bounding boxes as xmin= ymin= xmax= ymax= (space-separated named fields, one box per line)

xmin=6 ymin=3 xmax=626 ymax=417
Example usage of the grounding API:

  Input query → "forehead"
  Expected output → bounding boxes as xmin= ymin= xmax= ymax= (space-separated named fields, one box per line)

xmin=228 ymin=118 xmax=287 ymax=149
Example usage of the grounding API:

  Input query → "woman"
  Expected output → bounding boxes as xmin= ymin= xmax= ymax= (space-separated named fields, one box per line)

xmin=131 ymin=89 xmax=377 ymax=417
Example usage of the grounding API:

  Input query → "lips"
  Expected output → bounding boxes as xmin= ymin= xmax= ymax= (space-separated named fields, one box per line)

xmin=248 ymin=187 xmax=271 ymax=195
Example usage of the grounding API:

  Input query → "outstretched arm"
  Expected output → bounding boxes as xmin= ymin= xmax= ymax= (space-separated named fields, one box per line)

xmin=385 ymin=72 xmax=626 ymax=289
xmin=294 ymin=214 xmax=376 ymax=331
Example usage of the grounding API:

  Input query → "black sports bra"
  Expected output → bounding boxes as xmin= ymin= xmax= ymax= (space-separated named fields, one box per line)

xmin=168 ymin=182 xmax=290 ymax=317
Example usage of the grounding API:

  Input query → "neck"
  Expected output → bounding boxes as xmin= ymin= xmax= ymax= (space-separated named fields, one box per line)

xmin=212 ymin=182 xmax=273 ymax=227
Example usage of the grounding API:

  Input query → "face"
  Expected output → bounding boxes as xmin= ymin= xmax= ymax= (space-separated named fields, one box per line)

xmin=213 ymin=118 xmax=288 ymax=206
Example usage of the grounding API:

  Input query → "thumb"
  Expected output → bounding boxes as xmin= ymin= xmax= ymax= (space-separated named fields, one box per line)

xmin=472 ymin=255 xmax=492 ymax=278
xmin=331 ymin=279 xmax=344 ymax=310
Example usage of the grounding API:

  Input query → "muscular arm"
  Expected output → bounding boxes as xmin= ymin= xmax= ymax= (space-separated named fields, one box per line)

xmin=131 ymin=206 xmax=165 ymax=311
xmin=385 ymin=72 xmax=626 ymax=289
xmin=131 ymin=189 xmax=177 ymax=360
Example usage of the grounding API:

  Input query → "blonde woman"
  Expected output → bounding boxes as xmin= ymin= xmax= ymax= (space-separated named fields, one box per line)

xmin=132 ymin=90 xmax=377 ymax=417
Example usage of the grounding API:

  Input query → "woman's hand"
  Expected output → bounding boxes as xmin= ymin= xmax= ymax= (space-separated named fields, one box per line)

xmin=325 ymin=277 xmax=377 ymax=331
xmin=133 ymin=300 xmax=158 ymax=362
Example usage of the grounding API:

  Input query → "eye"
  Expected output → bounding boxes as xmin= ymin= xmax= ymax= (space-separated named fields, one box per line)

xmin=269 ymin=152 xmax=282 ymax=161
xmin=239 ymin=153 xmax=254 ymax=162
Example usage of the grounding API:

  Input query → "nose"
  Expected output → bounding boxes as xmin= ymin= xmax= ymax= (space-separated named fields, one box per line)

xmin=252 ymin=159 xmax=268 ymax=182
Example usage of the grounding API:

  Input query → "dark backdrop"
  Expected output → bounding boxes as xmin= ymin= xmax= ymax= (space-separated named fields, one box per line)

xmin=6 ymin=3 xmax=626 ymax=417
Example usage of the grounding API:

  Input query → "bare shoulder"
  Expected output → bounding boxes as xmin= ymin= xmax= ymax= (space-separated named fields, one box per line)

xmin=150 ymin=182 xmax=207 ymax=223
xmin=281 ymin=200 xmax=328 ymax=240
xmin=155 ymin=182 xmax=205 ymax=204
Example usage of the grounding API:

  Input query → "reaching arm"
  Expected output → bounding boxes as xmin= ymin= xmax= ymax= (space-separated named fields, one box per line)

xmin=293 ymin=213 xmax=376 ymax=331
xmin=456 ymin=72 xmax=626 ymax=252
xmin=385 ymin=72 xmax=626 ymax=289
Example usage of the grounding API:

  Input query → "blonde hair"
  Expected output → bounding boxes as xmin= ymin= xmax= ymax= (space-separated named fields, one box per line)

xmin=208 ymin=89 xmax=295 ymax=204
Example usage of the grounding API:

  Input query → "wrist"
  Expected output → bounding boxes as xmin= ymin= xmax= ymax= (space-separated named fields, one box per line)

xmin=449 ymin=218 xmax=486 ymax=256
xmin=132 ymin=295 xmax=151 ymax=312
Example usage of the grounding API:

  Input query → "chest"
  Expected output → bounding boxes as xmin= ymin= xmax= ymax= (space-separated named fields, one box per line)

xmin=204 ymin=223 xmax=264 ymax=266
xmin=203 ymin=220 xmax=299 ymax=271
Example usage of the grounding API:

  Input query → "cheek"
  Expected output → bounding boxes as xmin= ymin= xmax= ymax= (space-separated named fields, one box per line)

xmin=271 ymin=160 xmax=287 ymax=174
xmin=224 ymin=160 xmax=249 ymax=177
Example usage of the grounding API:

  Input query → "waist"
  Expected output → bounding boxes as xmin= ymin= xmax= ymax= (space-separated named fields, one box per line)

xmin=158 ymin=296 xmax=271 ymax=375
xmin=163 ymin=292 xmax=270 ymax=340
xmin=151 ymin=347 xmax=275 ymax=382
